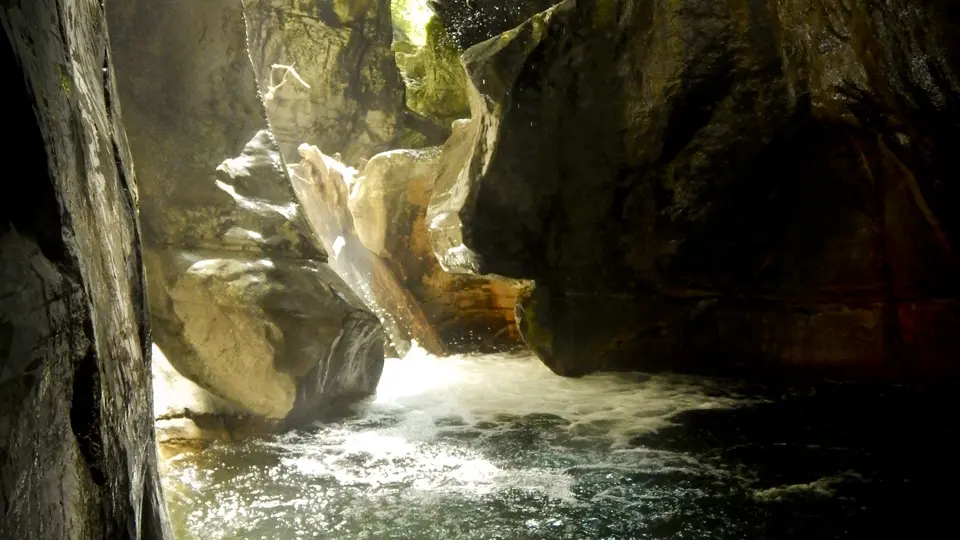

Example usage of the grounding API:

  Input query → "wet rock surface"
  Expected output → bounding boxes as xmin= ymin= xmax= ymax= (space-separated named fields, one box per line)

xmin=289 ymin=144 xmax=447 ymax=356
xmin=433 ymin=0 xmax=960 ymax=379
xmin=152 ymin=345 xmax=279 ymax=459
xmin=243 ymin=0 xmax=406 ymax=165
xmin=109 ymin=0 xmax=385 ymax=434
xmin=350 ymin=147 xmax=527 ymax=351
xmin=1 ymin=0 xmax=170 ymax=537
xmin=395 ymin=17 xmax=471 ymax=129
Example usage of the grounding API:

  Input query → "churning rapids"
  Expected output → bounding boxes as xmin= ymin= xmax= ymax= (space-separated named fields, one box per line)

xmin=161 ymin=348 xmax=956 ymax=539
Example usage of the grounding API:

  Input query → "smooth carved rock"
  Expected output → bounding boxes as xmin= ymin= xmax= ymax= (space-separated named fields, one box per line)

xmin=435 ymin=0 xmax=960 ymax=380
xmin=351 ymin=147 xmax=527 ymax=351
xmin=290 ymin=144 xmax=448 ymax=356
xmin=152 ymin=344 xmax=245 ymax=457
xmin=352 ymin=149 xmax=443 ymax=264
xmin=427 ymin=118 xmax=489 ymax=275
xmin=152 ymin=345 xmax=288 ymax=458
xmin=109 ymin=0 xmax=385 ymax=435
xmin=243 ymin=0 xmax=406 ymax=165
xmin=0 ymin=0 xmax=171 ymax=537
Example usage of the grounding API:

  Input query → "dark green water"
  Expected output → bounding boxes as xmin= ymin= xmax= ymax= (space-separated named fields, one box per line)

xmin=161 ymin=352 xmax=957 ymax=539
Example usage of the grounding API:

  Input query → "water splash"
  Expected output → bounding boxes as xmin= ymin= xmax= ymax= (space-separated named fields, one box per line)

xmin=160 ymin=350 xmax=779 ymax=539
xmin=161 ymin=346 xmax=956 ymax=539
xmin=372 ymin=345 xmax=749 ymax=449
xmin=288 ymin=144 xmax=445 ymax=356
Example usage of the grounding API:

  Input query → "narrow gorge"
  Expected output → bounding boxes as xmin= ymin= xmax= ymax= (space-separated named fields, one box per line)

xmin=2 ymin=0 xmax=958 ymax=539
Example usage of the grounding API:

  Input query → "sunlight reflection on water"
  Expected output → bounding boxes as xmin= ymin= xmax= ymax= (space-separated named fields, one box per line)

xmin=161 ymin=346 xmax=930 ymax=539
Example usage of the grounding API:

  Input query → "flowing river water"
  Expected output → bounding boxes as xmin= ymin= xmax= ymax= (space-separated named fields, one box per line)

xmin=161 ymin=347 xmax=956 ymax=539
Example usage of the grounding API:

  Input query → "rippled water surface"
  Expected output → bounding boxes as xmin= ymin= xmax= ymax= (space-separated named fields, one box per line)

xmin=162 ymin=349 xmax=957 ymax=539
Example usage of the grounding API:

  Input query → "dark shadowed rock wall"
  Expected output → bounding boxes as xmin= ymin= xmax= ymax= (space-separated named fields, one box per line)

xmin=430 ymin=0 xmax=960 ymax=380
xmin=0 ymin=0 xmax=171 ymax=538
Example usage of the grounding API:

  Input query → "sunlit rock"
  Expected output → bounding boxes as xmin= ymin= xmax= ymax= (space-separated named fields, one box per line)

xmin=0 ymin=0 xmax=171 ymax=536
xmin=109 ymin=0 xmax=385 ymax=433
xmin=242 ymin=0 xmax=406 ymax=165
xmin=351 ymin=147 xmax=528 ymax=351
xmin=290 ymin=144 xmax=447 ymax=356
xmin=352 ymin=148 xmax=441 ymax=261
xmin=395 ymin=16 xmax=471 ymax=129
xmin=151 ymin=344 xmax=297 ymax=458
xmin=139 ymin=132 xmax=385 ymax=425
xmin=392 ymin=0 xmax=434 ymax=47
xmin=436 ymin=0 xmax=960 ymax=380
xmin=152 ymin=344 xmax=247 ymax=457
xmin=426 ymin=118 xmax=488 ymax=275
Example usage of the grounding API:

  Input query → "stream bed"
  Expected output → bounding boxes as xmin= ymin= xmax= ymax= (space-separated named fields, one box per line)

xmin=161 ymin=349 xmax=957 ymax=539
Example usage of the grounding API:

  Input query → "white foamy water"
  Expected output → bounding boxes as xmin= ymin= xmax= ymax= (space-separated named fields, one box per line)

xmin=238 ymin=347 xmax=752 ymax=507
xmin=370 ymin=345 xmax=751 ymax=448
xmin=161 ymin=348 xmax=907 ymax=540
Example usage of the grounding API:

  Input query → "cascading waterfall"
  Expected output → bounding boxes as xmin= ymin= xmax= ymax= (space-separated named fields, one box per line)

xmin=288 ymin=143 xmax=446 ymax=357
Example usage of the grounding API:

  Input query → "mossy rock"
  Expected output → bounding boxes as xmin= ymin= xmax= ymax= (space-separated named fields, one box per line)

xmin=399 ymin=16 xmax=470 ymax=127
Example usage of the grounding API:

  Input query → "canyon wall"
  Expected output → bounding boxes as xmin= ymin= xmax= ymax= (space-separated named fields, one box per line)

xmin=431 ymin=0 xmax=960 ymax=380
xmin=0 ymin=0 xmax=170 ymax=537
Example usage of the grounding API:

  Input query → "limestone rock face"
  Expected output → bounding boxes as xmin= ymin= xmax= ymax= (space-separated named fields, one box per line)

xmin=243 ymin=0 xmax=406 ymax=165
xmin=351 ymin=147 xmax=526 ymax=351
xmin=109 ymin=0 xmax=385 ymax=431
xmin=435 ymin=0 xmax=960 ymax=380
xmin=352 ymin=148 xmax=443 ymax=265
xmin=1 ymin=0 xmax=171 ymax=538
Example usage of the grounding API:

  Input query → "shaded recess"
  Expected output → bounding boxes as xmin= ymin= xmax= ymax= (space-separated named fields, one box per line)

xmin=428 ymin=0 xmax=960 ymax=380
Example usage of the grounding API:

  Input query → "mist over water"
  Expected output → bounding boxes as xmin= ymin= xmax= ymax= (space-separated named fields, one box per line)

xmin=162 ymin=348 xmax=957 ymax=539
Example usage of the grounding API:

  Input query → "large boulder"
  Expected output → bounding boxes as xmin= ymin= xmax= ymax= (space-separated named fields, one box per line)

xmin=108 ymin=0 xmax=385 ymax=432
xmin=431 ymin=0 xmax=960 ymax=380
xmin=152 ymin=345 xmax=276 ymax=458
xmin=242 ymin=0 xmax=407 ymax=165
xmin=351 ymin=146 xmax=527 ymax=351
xmin=1 ymin=0 xmax=170 ymax=537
